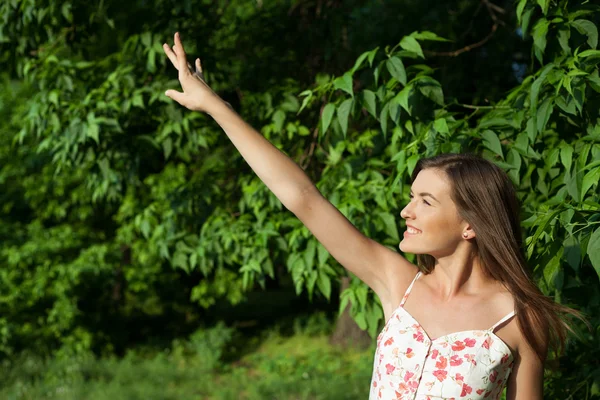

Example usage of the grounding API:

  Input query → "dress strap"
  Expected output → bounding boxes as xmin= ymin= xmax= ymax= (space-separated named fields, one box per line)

xmin=489 ymin=310 xmax=516 ymax=332
xmin=399 ymin=271 xmax=422 ymax=307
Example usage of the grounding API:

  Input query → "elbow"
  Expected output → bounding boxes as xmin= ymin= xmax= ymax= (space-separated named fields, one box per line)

xmin=285 ymin=184 xmax=319 ymax=213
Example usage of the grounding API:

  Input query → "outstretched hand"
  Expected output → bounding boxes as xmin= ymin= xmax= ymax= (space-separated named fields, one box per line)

xmin=162 ymin=32 xmax=221 ymax=113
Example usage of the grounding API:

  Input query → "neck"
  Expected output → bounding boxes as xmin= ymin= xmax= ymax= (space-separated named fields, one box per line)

xmin=428 ymin=244 xmax=492 ymax=300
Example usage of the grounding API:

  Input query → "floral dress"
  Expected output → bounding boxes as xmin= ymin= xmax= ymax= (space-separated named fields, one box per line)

xmin=370 ymin=271 xmax=515 ymax=400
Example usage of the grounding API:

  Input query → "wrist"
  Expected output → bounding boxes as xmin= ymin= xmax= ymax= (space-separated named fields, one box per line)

xmin=206 ymin=97 xmax=235 ymax=119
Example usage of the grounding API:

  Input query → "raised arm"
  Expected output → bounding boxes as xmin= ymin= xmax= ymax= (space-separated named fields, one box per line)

xmin=162 ymin=32 xmax=417 ymax=308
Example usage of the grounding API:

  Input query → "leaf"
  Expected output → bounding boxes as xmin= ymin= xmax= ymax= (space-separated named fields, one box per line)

xmin=536 ymin=0 xmax=549 ymax=15
xmin=410 ymin=31 xmax=450 ymax=42
xmin=162 ymin=137 xmax=173 ymax=159
xmin=351 ymin=50 xmax=370 ymax=73
xmin=87 ymin=123 xmax=100 ymax=144
xmin=521 ymin=8 xmax=534 ymax=37
xmin=579 ymin=50 xmax=600 ymax=58
xmin=564 ymin=236 xmax=581 ymax=271
xmin=386 ymin=57 xmax=407 ymax=85
xmin=433 ymin=118 xmax=449 ymax=135
xmin=516 ymin=0 xmax=527 ymax=23
xmin=394 ymin=84 xmax=413 ymax=115
xmin=589 ymin=228 xmax=600 ymax=281
xmin=273 ymin=110 xmax=286 ymax=133
xmin=571 ymin=19 xmax=598 ymax=49
xmin=379 ymin=102 xmax=390 ymax=135
xmin=333 ymin=72 xmax=353 ymax=96
xmin=317 ymin=243 xmax=329 ymax=266
xmin=407 ymin=154 xmax=419 ymax=176
xmin=317 ymin=271 xmax=332 ymax=300
xmin=564 ymin=168 xmax=580 ymax=202
xmin=321 ymin=103 xmax=336 ymax=135
xmin=481 ymin=130 xmax=503 ymax=158
xmin=399 ymin=36 xmax=424 ymax=58
xmin=338 ymin=289 xmax=353 ymax=316
xmin=379 ymin=212 xmax=399 ymax=241
xmin=337 ymin=98 xmax=353 ymax=137
xmin=536 ymin=98 xmax=553 ymax=132
xmin=367 ymin=47 xmax=379 ymax=67
xmin=560 ymin=145 xmax=573 ymax=171
xmin=417 ymin=77 xmax=444 ymax=105
xmin=543 ymin=252 xmax=561 ymax=288
xmin=362 ymin=90 xmax=377 ymax=117
xmin=532 ymin=18 xmax=550 ymax=62
xmin=298 ymin=90 xmax=313 ymax=114
xmin=530 ymin=63 xmax=554 ymax=112
xmin=582 ymin=167 xmax=600 ymax=198
xmin=557 ymin=29 xmax=571 ymax=54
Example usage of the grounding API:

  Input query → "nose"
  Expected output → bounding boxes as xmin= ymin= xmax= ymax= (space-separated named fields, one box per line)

xmin=400 ymin=201 xmax=415 ymax=220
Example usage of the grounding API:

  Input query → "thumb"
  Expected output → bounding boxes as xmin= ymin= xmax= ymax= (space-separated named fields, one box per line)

xmin=165 ymin=89 xmax=185 ymax=103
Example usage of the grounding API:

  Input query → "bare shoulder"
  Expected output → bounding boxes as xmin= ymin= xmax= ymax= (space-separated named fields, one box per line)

xmin=377 ymin=250 xmax=419 ymax=316
xmin=505 ymin=317 xmax=548 ymax=399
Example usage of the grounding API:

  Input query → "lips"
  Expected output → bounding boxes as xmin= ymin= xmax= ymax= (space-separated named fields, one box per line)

xmin=405 ymin=225 xmax=422 ymax=235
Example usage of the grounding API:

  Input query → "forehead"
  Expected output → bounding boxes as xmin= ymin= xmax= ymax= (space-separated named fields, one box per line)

xmin=411 ymin=168 xmax=452 ymax=197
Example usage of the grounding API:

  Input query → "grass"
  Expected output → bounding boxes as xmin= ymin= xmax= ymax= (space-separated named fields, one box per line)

xmin=0 ymin=320 xmax=375 ymax=400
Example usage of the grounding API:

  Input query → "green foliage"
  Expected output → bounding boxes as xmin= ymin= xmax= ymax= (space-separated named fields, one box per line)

xmin=0 ymin=323 xmax=373 ymax=400
xmin=0 ymin=0 xmax=599 ymax=396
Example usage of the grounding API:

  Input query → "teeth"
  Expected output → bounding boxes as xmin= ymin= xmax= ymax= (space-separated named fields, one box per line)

xmin=407 ymin=227 xmax=421 ymax=234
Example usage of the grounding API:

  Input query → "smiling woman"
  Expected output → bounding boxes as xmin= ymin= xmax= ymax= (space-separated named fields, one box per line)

xmin=371 ymin=153 xmax=586 ymax=399
xmin=161 ymin=33 xmax=585 ymax=400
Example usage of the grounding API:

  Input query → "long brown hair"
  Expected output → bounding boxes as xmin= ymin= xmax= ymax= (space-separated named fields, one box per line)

xmin=411 ymin=153 xmax=583 ymax=362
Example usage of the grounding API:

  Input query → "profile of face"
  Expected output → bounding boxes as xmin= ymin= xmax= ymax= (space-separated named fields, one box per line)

xmin=399 ymin=168 xmax=472 ymax=257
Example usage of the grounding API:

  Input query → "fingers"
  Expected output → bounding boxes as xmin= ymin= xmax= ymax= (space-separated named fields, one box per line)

xmin=164 ymin=89 xmax=185 ymax=104
xmin=173 ymin=32 xmax=188 ymax=72
xmin=195 ymin=58 xmax=205 ymax=81
xmin=163 ymin=43 xmax=179 ymax=70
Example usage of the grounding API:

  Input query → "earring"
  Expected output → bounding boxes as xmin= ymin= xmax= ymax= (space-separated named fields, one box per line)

xmin=463 ymin=232 xmax=469 ymax=238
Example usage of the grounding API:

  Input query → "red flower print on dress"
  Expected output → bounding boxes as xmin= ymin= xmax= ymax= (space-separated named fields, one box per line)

xmin=385 ymin=363 xmax=396 ymax=374
xmin=464 ymin=353 xmax=477 ymax=366
xmin=406 ymin=347 xmax=415 ymax=358
xmin=384 ymin=337 xmax=394 ymax=346
xmin=482 ymin=336 xmax=493 ymax=349
xmin=501 ymin=353 xmax=510 ymax=364
xmin=476 ymin=388 xmax=485 ymax=395
xmin=461 ymin=383 xmax=473 ymax=397
xmin=450 ymin=355 xmax=463 ymax=366
xmin=464 ymin=337 xmax=476 ymax=347
xmin=435 ymin=356 xmax=448 ymax=369
xmin=404 ymin=371 xmax=414 ymax=382
xmin=455 ymin=373 xmax=464 ymax=383
xmin=433 ymin=369 xmax=448 ymax=382
xmin=489 ymin=370 xmax=498 ymax=383
xmin=413 ymin=331 xmax=425 ymax=343
xmin=452 ymin=340 xmax=466 ymax=351
xmin=431 ymin=349 xmax=439 ymax=359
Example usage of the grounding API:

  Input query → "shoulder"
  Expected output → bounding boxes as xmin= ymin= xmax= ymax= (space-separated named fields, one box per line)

xmin=377 ymin=252 xmax=419 ymax=314
xmin=505 ymin=319 xmax=548 ymax=399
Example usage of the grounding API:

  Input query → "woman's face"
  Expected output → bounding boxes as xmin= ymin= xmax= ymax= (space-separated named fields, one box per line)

xmin=399 ymin=168 xmax=468 ymax=257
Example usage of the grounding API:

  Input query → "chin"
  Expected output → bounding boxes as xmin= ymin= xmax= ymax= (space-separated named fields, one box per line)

xmin=399 ymin=240 xmax=434 ymax=256
xmin=399 ymin=241 xmax=421 ymax=254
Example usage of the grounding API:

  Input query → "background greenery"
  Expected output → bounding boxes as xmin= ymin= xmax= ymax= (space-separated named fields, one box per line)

xmin=0 ymin=0 xmax=599 ymax=398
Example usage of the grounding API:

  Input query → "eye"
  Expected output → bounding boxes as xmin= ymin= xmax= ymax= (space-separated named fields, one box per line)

xmin=409 ymin=193 xmax=430 ymax=206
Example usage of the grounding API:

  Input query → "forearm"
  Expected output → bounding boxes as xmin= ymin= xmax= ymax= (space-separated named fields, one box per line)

xmin=208 ymin=100 xmax=316 ymax=210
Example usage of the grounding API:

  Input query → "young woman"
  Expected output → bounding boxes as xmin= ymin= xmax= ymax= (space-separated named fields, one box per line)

xmin=162 ymin=32 xmax=576 ymax=399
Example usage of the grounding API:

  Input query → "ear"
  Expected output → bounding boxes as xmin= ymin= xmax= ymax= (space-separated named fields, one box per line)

xmin=462 ymin=224 xmax=476 ymax=239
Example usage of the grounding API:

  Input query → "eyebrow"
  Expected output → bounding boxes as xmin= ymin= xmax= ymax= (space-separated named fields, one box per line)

xmin=410 ymin=191 xmax=440 ymax=203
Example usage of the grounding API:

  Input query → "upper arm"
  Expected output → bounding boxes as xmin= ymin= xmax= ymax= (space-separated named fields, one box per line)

xmin=505 ymin=328 xmax=548 ymax=400
xmin=290 ymin=187 xmax=417 ymax=305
